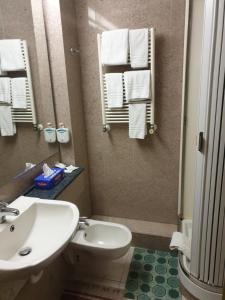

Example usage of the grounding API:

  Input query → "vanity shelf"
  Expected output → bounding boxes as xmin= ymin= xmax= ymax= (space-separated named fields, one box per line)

xmin=24 ymin=167 xmax=84 ymax=200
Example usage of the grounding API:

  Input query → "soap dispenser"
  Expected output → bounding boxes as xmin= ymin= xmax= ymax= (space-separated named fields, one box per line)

xmin=56 ymin=123 xmax=70 ymax=143
xmin=43 ymin=123 xmax=56 ymax=143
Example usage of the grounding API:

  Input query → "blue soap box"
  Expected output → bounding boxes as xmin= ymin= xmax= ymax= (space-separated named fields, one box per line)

xmin=34 ymin=167 xmax=64 ymax=190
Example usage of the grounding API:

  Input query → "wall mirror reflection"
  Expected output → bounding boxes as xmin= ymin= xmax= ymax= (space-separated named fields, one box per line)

xmin=0 ymin=0 xmax=58 ymax=186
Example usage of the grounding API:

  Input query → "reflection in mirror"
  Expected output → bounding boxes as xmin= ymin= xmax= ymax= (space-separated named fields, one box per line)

xmin=0 ymin=0 xmax=59 ymax=186
xmin=0 ymin=153 xmax=60 ymax=204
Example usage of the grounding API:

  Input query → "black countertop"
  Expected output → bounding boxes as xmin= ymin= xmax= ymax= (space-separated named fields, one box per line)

xmin=24 ymin=167 xmax=84 ymax=200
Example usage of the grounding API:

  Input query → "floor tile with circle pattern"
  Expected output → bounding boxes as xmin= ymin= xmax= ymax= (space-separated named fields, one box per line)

xmin=124 ymin=248 xmax=180 ymax=300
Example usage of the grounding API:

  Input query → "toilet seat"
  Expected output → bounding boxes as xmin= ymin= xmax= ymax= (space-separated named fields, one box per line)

xmin=70 ymin=219 xmax=132 ymax=259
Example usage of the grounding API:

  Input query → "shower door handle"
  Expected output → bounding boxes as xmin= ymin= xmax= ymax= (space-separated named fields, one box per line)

xmin=197 ymin=132 xmax=204 ymax=152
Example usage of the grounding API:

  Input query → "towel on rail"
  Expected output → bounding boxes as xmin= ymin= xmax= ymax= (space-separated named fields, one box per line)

xmin=129 ymin=28 xmax=149 ymax=68
xmin=11 ymin=77 xmax=27 ymax=109
xmin=0 ymin=39 xmax=25 ymax=71
xmin=124 ymin=70 xmax=151 ymax=102
xmin=105 ymin=73 xmax=123 ymax=108
xmin=0 ymin=78 xmax=11 ymax=104
xmin=0 ymin=106 xmax=16 ymax=136
xmin=129 ymin=103 xmax=147 ymax=139
xmin=101 ymin=29 xmax=129 ymax=65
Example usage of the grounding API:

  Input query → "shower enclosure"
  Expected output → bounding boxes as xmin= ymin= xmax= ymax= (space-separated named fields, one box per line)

xmin=179 ymin=0 xmax=225 ymax=299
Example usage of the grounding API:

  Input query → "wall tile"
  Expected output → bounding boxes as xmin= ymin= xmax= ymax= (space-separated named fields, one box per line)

xmin=74 ymin=0 xmax=185 ymax=224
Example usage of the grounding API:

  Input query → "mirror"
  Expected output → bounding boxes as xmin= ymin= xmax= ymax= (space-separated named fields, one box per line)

xmin=0 ymin=0 xmax=59 ymax=186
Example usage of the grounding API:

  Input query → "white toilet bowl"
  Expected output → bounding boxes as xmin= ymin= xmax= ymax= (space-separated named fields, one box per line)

xmin=70 ymin=219 xmax=132 ymax=260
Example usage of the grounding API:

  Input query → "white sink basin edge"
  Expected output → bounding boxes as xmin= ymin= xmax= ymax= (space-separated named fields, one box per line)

xmin=0 ymin=196 xmax=79 ymax=280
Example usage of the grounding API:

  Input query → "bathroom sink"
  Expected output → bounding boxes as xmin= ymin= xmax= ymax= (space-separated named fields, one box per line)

xmin=0 ymin=196 xmax=79 ymax=280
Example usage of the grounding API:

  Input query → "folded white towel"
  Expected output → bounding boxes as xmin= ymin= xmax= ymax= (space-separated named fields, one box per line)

xmin=124 ymin=70 xmax=151 ymax=102
xmin=0 ymin=78 xmax=11 ymax=104
xmin=105 ymin=73 xmax=123 ymax=108
xmin=101 ymin=29 xmax=128 ymax=65
xmin=129 ymin=28 xmax=149 ymax=68
xmin=170 ymin=232 xmax=191 ymax=260
xmin=129 ymin=103 xmax=146 ymax=139
xmin=0 ymin=39 xmax=25 ymax=71
xmin=11 ymin=77 xmax=27 ymax=109
xmin=0 ymin=106 xmax=16 ymax=136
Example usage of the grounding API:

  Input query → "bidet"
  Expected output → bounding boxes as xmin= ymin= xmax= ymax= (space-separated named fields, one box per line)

xmin=71 ymin=219 xmax=132 ymax=260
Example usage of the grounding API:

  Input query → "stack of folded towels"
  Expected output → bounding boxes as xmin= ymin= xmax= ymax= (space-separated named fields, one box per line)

xmin=101 ymin=28 xmax=148 ymax=68
xmin=124 ymin=70 xmax=150 ymax=139
xmin=0 ymin=39 xmax=26 ymax=136
xmin=102 ymin=28 xmax=150 ymax=139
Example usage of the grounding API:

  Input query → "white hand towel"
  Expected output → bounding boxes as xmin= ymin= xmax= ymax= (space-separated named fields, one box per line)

xmin=129 ymin=28 xmax=149 ymax=68
xmin=124 ymin=70 xmax=151 ymax=102
xmin=0 ymin=106 xmax=16 ymax=136
xmin=129 ymin=103 xmax=146 ymax=139
xmin=11 ymin=77 xmax=27 ymax=109
xmin=0 ymin=78 xmax=11 ymax=104
xmin=105 ymin=73 xmax=123 ymax=108
xmin=170 ymin=232 xmax=191 ymax=260
xmin=101 ymin=29 xmax=128 ymax=65
xmin=0 ymin=39 xmax=25 ymax=71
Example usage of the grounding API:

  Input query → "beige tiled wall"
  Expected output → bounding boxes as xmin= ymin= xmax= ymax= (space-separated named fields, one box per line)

xmin=43 ymin=0 xmax=75 ymax=165
xmin=74 ymin=0 xmax=186 ymax=224
xmin=57 ymin=171 xmax=91 ymax=216
xmin=43 ymin=0 xmax=91 ymax=214
xmin=0 ymin=254 xmax=66 ymax=300
xmin=15 ymin=256 xmax=67 ymax=300
xmin=59 ymin=0 xmax=91 ymax=211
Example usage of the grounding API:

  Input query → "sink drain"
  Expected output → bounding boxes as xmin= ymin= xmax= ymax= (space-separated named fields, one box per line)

xmin=19 ymin=247 xmax=32 ymax=256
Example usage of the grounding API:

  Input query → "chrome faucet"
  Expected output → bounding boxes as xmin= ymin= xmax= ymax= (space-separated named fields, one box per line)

xmin=0 ymin=202 xmax=20 ymax=224
xmin=78 ymin=216 xmax=89 ymax=230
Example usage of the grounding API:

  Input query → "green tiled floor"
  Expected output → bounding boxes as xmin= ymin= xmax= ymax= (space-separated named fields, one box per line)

xmin=124 ymin=248 xmax=181 ymax=300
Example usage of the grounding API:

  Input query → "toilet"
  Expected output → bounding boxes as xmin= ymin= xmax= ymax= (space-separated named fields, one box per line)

xmin=70 ymin=219 xmax=132 ymax=260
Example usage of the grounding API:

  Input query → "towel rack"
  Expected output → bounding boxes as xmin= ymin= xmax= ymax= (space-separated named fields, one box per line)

xmin=11 ymin=40 xmax=37 ymax=127
xmin=0 ymin=40 xmax=37 ymax=127
xmin=97 ymin=28 xmax=157 ymax=134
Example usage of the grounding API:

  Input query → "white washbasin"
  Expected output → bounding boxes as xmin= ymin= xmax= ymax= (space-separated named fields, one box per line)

xmin=0 ymin=196 xmax=79 ymax=280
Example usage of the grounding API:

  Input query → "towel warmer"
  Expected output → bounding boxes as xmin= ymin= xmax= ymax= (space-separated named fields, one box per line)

xmin=97 ymin=28 xmax=157 ymax=134
xmin=11 ymin=40 xmax=37 ymax=127
xmin=0 ymin=40 xmax=37 ymax=127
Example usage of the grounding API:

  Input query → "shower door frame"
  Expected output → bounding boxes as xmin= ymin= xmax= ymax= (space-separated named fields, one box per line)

xmin=190 ymin=0 xmax=225 ymax=285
